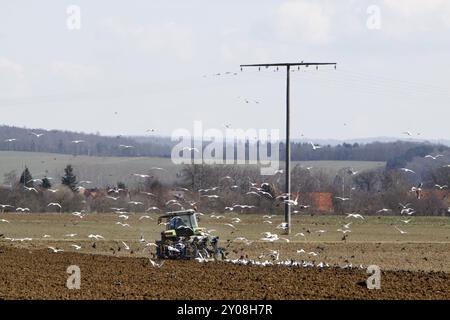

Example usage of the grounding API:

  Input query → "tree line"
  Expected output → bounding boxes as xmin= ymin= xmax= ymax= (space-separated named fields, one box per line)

xmin=1 ymin=125 xmax=448 ymax=162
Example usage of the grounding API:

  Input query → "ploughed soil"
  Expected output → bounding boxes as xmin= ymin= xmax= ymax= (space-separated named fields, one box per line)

xmin=0 ymin=246 xmax=449 ymax=300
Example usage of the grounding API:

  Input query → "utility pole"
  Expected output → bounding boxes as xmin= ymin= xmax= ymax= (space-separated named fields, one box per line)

xmin=240 ymin=61 xmax=337 ymax=234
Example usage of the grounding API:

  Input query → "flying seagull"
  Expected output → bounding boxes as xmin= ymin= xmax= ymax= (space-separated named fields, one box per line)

xmin=335 ymin=197 xmax=350 ymax=201
xmin=425 ymin=154 xmax=444 ymax=160
xmin=30 ymin=132 xmax=45 ymax=138
xmin=149 ymin=259 xmax=165 ymax=268
xmin=88 ymin=234 xmax=104 ymax=240
xmin=346 ymin=213 xmax=364 ymax=219
xmin=121 ymin=241 xmax=130 ymax=250
xmin=24 ymin=186 xmax=38 ymax=193
xmin=47 ymin=202 xmax=62 ymax=209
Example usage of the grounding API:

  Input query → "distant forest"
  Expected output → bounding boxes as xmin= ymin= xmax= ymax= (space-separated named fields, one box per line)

xmin=0 ymin=125 xmax=448 ymax=166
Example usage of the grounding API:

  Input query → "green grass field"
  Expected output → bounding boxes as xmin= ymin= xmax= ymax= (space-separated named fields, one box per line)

xmin=0 ymin=151 xmax=385 ymax=187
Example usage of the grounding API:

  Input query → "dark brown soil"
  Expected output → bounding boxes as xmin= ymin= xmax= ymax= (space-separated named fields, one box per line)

xmin=0 ymin=246 xmax=449 ymax=300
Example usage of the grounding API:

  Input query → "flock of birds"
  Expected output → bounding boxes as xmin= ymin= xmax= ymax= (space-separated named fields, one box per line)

xmin=0 ymin=166 xmax=440 ymax=270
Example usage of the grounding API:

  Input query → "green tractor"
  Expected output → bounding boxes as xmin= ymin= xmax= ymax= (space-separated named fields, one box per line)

xmin=155 ymin=209 xmax=225 ymax=260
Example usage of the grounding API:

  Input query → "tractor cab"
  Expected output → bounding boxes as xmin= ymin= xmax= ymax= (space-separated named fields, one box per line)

xmin=155 ymin=209 xmax=224 ymax=260
xmin=158 ymin=209 xmax=204 ymax=239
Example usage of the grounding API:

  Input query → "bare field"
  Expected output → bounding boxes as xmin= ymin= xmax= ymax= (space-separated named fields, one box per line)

xmin=1 ymin=245 xmax=449 ymax=300
xmin=1 ymin=213 xmax=449 ymax=299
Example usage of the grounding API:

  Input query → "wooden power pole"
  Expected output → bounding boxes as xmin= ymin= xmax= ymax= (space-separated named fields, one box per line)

xmin=239 ymin=62 xmax=337 ymax=234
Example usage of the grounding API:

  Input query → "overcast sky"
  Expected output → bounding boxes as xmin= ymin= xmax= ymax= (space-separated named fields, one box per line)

xmin=1 ymin=0 xmax=450 ymax=140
